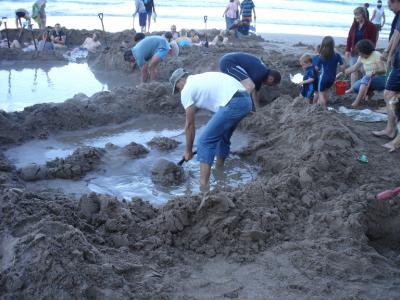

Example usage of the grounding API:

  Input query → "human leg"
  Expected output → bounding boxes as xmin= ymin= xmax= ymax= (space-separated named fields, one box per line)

xmin=197 ymin=91 xmax=252 ymax=187
xmin=146 ymin=12 xmax=152 ymax=32
xmin=372 ymin=69 xmax=400 ymax=138
xmin=147 ymin=54 xmax=161 ymax=81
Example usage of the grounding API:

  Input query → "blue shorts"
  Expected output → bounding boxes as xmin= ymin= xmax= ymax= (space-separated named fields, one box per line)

xmin=385 ymin=68 xmax=400 ymax=92
xmin=318 ymin=76 xmax=335 ymax=92
xmin=154 ymin=47 xmax=168 ymax=61
xmin=219 ymin=60 xmax=249 ymax=82
xmin=197 ymin=91 xmax=252 ymax=165
xmin=349 ymin=55 xmax=358 ymax=66
xmin=352 ymin=75 xmax=385 ymax=93
xmin=139 ymin=12 xmax=147 ymax=27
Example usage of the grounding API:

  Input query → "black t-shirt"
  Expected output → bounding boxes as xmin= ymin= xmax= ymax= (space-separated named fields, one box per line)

xmin=390 ymin=12 xmax=400 ymax=41
xmin=220 ymin=52 xmax=270 ymax=91
xmin=51 ymin=30 xmax=65 ymax=39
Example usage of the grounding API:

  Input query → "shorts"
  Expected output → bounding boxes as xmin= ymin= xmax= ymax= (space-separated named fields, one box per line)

xmin=139 ymin=12 xmax=147 ymax=27
xmin=146 ymin=9 xmax=152 ymax=16
xmin=197 ymin=91 xmax=252 ymax=165
xmin=385 ymin=68 xmax=400 ymax=92
xmin=374 ymin=24 xmax=382 ymax=31
xmin=352 ymin=75 xmax=385 ymax=92
xmin=318 ymin=76 xmax=335 ymax=92
xmin=16 ymin=11 xmax=26 ymax=18
xmin=154 ymin=47 xmax=168 ymax=61
xmin=219 ymin=59 xmax=249 ymax=82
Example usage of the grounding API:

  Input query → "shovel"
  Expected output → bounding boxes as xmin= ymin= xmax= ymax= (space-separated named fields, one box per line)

xmin=203 ymin=16 xmax=208 ymax=48
xmin=2 ymin=17 xmax=10 ymax=48
xmin=98 ymin=13 xmax=109 ymax=50
xmin=376 ymin=187 xmax=400 ymax=201
xmin=28 ymin=24 xmax=37 ymax=50
xmin=177 ymin=151 xmax=197 ymax=166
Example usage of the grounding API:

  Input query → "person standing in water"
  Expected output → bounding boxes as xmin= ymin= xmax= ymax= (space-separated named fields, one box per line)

xmin=169 ymin=68 xmax=252 ymax=190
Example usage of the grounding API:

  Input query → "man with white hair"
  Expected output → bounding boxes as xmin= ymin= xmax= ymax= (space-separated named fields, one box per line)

xmin=123 ymin=35 xmax=179 ymax=82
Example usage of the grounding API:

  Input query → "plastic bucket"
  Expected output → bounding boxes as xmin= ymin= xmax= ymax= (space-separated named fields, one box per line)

xmin=335 ymin=80 xmax=347 ymax=96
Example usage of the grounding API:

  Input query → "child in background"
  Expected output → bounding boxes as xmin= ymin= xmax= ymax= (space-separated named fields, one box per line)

xmin=315 ymin=36 xmax=345 ymax=108
xmin=312 ymin=45 xmax=320 ymax=104
xmin=299 ymin=54 xmax=316 ymax=103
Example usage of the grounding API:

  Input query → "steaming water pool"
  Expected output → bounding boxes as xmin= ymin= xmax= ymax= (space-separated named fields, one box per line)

xmin=5 ymin=115 xmax=256 ymax=204
xmin=0 ymin=61 xmax=133 ymax=112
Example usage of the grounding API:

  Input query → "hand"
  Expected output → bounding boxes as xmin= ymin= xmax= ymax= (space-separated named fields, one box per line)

xmin=183 ymin=150 xmax=193 ymax=162
xmin=381 ymin=51 xmax=388 ymax=61
xmin=297 ymin=81 xmax=303 ymax=86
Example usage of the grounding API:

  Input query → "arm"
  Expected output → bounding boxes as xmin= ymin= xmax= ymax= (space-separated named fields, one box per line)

xmin=374 ymin=60 xmax=386 ymax=75
xmin=344 ymin=61 xmax=361 ymax=74
xmin=300 ymin=78 xmax=314 ymax=85
xmin=382 ymin=11 xmax=385 ymax=27
xmin=223 ymin=6 xmax=229 ymax=17
xmin=370 ymin=9 xmax=376 ymax=22
xmin=388 ymin=30 xmax=400 ymax=67
xmin=253 ymin=7 xmax=256 ymax=20
xmin=184 ymin=106 xmax=196 ymax=161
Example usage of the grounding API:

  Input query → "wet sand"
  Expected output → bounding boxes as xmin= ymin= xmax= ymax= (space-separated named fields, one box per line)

xmin=0 ymin=29 xmax=399 ymax=299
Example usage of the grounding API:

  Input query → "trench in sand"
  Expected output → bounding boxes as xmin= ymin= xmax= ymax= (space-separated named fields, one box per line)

xmin=5 ymin=113 xmax=256 ymax=204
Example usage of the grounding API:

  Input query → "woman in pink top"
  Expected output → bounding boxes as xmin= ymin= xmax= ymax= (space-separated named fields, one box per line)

xmin=223 ymin=0 xmax=239 ymax=30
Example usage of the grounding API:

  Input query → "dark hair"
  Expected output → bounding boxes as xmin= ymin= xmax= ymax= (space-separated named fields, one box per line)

xmin=269 ymin=69 xmax=281 ymax=84
xmin=164 ymin=32 xmax=173 ymax=42
xmin=364 ymin=3 xmax=369 ymax=8
xmin=134 ymin=33 xmax=145 ymax=42
xmin=123 ymin=49 xmax=133 ymax=61
xmin=356 ymin=39 xmax=375 ymax=55
xmin=319 ymin=36 xmax=335 ymax=60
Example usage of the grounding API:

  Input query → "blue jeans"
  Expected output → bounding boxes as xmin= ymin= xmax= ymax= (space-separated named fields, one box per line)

xmin=197 ymin=91 xmax=252 ymax=166
xmin=225 ymin=17 xmax=236 ymax=31
xmin=352 ymin=75 xmax=385 ymax=93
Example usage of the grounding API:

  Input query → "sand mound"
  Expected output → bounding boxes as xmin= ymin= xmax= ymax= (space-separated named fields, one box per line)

xmin=147 ymin=137 xmax=180 ymax=151
xmin=1 ymin=95 xmax=400 ymax=298
xmin=19 ymin=146 xmax=105 ymax=181
xmin=150 ymin=158 xmax=185 ymax=186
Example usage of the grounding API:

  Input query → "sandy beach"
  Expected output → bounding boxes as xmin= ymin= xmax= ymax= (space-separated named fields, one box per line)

xmin=0 ymin=23 xmax=400 ymax=299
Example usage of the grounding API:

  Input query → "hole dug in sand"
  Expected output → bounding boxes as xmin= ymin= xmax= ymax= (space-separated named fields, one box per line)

xmin=365 ymin=202 xmax=400 ymax=265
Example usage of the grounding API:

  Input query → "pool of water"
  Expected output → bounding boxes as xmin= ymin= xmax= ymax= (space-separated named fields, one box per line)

xmin=0 ymin=61 xmax=133 ymax=112
xmin=5 ymin=114 xmax=256 ymax=205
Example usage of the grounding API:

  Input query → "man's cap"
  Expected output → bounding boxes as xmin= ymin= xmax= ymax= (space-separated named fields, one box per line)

xmin=169 ymin=68 xmax=188 ymax=94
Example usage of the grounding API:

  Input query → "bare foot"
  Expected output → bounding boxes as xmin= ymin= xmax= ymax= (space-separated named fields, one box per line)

xmin=383 ymin=141 xmax=397 ymax=152
xmin=351 ymin=101 xmax=360 ymax=108
xmin=372 ymin=130 xmax=396 ymax=139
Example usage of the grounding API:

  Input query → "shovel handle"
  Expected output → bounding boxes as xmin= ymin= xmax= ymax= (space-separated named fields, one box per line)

xmin=98 ymin=13 xmax=103 ymax=20
xmin=178 ymin=151 xmax=197 ymax=166
xmin=204 ymin=16 xmax=208 ymax=23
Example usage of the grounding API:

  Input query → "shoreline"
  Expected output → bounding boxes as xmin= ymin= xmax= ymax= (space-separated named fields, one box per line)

xmin=2 ymin=15 xmax=388 ymax=49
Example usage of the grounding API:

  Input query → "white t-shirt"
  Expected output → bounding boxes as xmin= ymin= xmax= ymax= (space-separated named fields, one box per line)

xmin=371 ymin=7 xmax=384 ymax=25
xmin=180 ymin=72 xmax=246 ymax=112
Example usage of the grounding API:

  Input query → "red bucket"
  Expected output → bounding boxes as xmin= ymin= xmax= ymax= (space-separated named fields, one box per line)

xmin=335 ymin=80 xmax=347 ymax=96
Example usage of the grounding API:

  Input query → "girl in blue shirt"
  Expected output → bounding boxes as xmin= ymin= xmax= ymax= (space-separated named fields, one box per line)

xmin=315 ymin=36 xmax=345 ymax=108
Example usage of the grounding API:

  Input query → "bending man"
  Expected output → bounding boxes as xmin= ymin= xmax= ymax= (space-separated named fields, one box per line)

xmin=219 ymin=52 xmax=281 ymax=109
xmin=169 ymin=68 xmax=252 ymax=190
xmin=124 ymin=35 xmax=178 ymax=82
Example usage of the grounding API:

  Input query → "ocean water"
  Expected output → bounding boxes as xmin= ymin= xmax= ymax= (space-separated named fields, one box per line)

xmin=0 ymin=0 xmax=394 ymax=38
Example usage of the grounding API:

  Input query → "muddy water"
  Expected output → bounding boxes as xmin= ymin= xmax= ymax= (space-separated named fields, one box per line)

xmin=5 ymin=114 xmax=256 ymax=204
xmin=0 ymin=61 xmax=133 ymax=112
